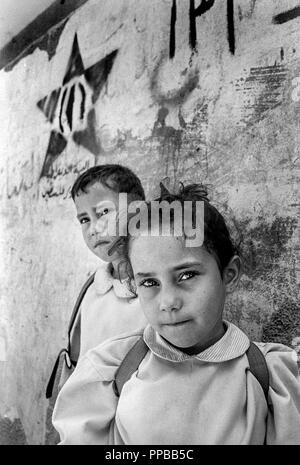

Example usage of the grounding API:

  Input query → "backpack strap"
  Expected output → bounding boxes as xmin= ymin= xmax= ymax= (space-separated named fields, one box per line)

xmin=66 ymin=272 xmax=96 ymax=364
xmin=113 ymin=337 xmax=148 ymax=397
xmin=46 ymin=273 xmax=95 ymax=399
xmin=113 ymin=338 xmax=270 ymax=405
xmin=246 ymin=342 xmax=269 ymax=403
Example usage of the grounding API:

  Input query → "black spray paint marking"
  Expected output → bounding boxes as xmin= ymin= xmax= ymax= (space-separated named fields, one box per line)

xmin=40 ymin=131 xmax=67 ymax=178
xmin=169 ymin=0 xmax=177 ymax=59
xmin=59 ymin=88 xmax=68 ymax=134
xmin=273 ymin=6 xmax=300 ymax=24
xmin=62 ymin=34 xmax=85 ymax=85
xmin=72 ymin=108 xmax=100 ymax=156
xmin=78 ymin=83 xmax=86 ymax=120
xmin=37 ymin=33 xmax=118 ymax=178
xmin=189 ymin=0 xmax=215 ymax=50
xmin=85 ymin=49 xmax=118 ymax=104
xmin=37 ymin=88 xmax=62 ymax=124
xmin=227 ymin=0 xmax=235 ymax=55
xmin=169 ymin=0 xmax=236 ymax=58
xmin=46 ymin=88 xmax=62 ymax=123
xmin=66 ymin=84 xmax=75 ymax=131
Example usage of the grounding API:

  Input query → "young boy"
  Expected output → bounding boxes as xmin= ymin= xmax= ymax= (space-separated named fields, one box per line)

xmin=49 ymin=164 xmax=148 ymax=392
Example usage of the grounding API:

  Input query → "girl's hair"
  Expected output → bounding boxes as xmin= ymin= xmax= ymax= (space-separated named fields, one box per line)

xmin=115 ymin=182 xmax=239 ymax=292
xmin=71 ymin=164 xmax=145 ymax=201
xmin=155 ymin=182 xmax=238 ymax=273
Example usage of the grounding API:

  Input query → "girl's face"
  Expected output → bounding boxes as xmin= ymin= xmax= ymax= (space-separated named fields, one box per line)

xmin=130 ymin=234 xmax=232 ymax=351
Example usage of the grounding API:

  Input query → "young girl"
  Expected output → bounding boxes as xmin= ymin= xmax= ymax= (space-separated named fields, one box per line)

xmin=52 ymin=183 xmax=300 ymax=445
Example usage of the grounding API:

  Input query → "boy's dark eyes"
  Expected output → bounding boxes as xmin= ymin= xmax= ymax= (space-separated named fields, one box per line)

xmin=78 ymin=208 xmax=111 ymax=225
xmin=79 ymin=217 xmax=89 ymax=225
xmin=96 ymin=208 xmax=110 ymax=218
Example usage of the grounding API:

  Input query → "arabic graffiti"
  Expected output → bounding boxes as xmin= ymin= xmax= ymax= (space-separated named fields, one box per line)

xmin=1 ymin=155 xmax=91 ymax=200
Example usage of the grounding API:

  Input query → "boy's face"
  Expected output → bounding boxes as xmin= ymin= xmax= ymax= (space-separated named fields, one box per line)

xmin=130 ymin=233 xmax=227 ymax=351
xmin=75 ymin=182 xmax=123 ymax=262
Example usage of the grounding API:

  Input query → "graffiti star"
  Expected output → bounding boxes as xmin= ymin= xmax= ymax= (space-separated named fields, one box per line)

xmin=37 ymin=33 xmax=118 ymax=178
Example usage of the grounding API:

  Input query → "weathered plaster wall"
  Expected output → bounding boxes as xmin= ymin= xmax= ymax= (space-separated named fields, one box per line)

xmin=0 ymin=0 xmax=299 ymax=444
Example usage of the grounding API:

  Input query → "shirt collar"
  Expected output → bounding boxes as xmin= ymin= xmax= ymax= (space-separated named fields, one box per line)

xmin=143 ymin=321 xmax=250 ymax=363
xmin=93 ymin=262 xmax=135 ymax=299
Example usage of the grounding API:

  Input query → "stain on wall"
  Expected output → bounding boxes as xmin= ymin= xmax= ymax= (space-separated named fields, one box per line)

xmin=236 ymin=64 xmax=288 ymax=125
xmin=262 ymin=300 xmax=300 ymax=347
xmin=0 ymin=0 xmax=299 ymax=445
xmin=238 ymin=216 xmax=297 ymax=278
xmin=0 ymin=417 xmax=27 ymax=445
xmin=152 ymin=106 xmax=183 ymax=182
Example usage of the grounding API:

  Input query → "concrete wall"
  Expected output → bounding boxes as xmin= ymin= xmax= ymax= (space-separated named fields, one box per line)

xmin=0 ymin=0 xmax=299 ymax=444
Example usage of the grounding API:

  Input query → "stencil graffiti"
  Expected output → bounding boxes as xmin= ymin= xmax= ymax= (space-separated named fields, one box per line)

xmin=37 ymin=34 xmax=118 ymax=178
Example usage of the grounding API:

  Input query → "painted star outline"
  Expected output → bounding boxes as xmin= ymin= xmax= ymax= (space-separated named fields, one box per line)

xmin=37 ymin=33 xmax=118 ymax=178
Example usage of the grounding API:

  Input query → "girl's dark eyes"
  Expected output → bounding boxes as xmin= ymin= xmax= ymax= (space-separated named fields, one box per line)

xmin=138 ymin=278 xmax=158 ymax=288
xmin=138 ymin=271 xmax=199 ymax=288
xmin=178 ymin=270 xmax=199 ymax=281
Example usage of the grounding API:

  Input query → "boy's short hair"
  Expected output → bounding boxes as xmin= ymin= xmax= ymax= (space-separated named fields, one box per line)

xmin=71 ymin=164 xmax=145 ymax=201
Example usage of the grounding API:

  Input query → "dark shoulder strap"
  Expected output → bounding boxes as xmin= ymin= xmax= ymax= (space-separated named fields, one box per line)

xmin=113 ymin=338 xmax=270 ymax=406
xmin=66 ymin=272 xmax=96 ymax=357
xmin=46 ymin=273 xmax=95 ymax=399
xmin=67 ymin=273 xmax=96 ymax=345
xmin=114 ymin=337 xmax=148 ymax=397
xmin=246 ymin=342 xmax=269 ymax=403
